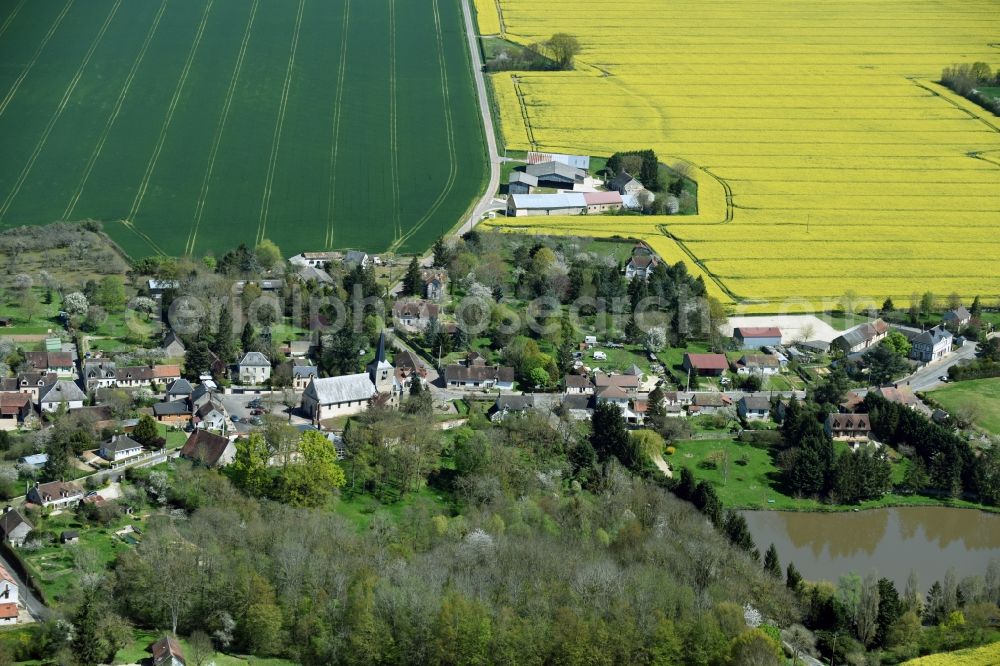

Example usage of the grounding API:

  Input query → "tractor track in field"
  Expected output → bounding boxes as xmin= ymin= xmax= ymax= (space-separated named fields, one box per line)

xmin=186 ymin=0 xmax=260 ymax=256
xmin=387 ymin=0 xmax=402 ymax=243
xmin=0 ymin=0 xmax=120 ymax=223
xmin=256 ymin=0 xmax=305 ymax=245
xmin=0 ymin=0 xmax=73 ymax=119
xmin=324 ymin=0 xmax=351 ymax=249
xmin=388 ymin=0 xmax=458 ymax=253
xmin=63 ymin=0 xmax=170 ymax=221
xmin=0 ymin=0 xmax=26 ymax=40
xmin=127 ymin=0 xmax=214 ymax=225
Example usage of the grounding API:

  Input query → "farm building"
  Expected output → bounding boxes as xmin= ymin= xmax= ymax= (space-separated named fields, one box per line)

xmin=507 ymin=171 xmax=538 ymax=194
xmin=734 ymin=326 xmax=782 ymax=349
xmin=525 ymin=161 xmax=586 ymax=188
xmin=582 ymin=191 xmax=623 ymax=213
xmin=289 ymin=251 xmax=340 ymax=268
xmin=608 ymin=171 xmax=644 ymax=195
xmin=682 ymin=353 xmax=729 ymax=376
xmin=0 ymin=393 xmax=30 ymax=430
xmin=507 ymin=193 xmax=586 ymax=217
xmin=526 ymin=151 xmax=591 ymax=171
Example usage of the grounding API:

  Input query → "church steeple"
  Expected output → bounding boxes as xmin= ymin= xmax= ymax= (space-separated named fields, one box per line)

xmin=367 ymin=330 xmax=393 ymax=393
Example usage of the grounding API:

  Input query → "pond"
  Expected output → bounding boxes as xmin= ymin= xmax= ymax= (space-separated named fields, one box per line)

xmin=742 ymin=506 xmax=1000 ymax=590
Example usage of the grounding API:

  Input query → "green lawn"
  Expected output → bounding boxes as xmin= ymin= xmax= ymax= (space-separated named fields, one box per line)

xmin=115 ymin=629 xmax=297 ymax=666
xmin=676 ymin=436 xmax=991 ymax=512
xmin=0 ymin=0 xmax=486 ymax=257
xmin=927 ymin=377 xmax=1000 ymax=434
xmin=22 ymin=511 xmax=139 ymax=603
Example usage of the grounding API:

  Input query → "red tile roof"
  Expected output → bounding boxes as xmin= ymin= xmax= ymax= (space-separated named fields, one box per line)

xmin=684 ymin=353 xmax=729 ymax=370
xmin=0 ymin=603 xmax=16 ymax=619
xmin=582 ymin=191 xmax=622 ymax=205
xmin=735 ymin=327 xmax=782 ymax=338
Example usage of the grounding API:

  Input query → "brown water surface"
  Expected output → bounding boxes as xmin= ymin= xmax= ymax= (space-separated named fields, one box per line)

xmin=742 ymin=507 xmax=1000 ymax=589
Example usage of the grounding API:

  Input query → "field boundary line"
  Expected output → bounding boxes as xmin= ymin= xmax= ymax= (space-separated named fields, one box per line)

xmin=655 ymin=225 xmax=741 ymax=303
xmin=0 ymin=0 xmax=73 ymax=119
xmin=126 ymin=0 xmax=214 ymax=225
xmin=908 ymin=78 xmax=1000 ymax=134
xmin=186 ymin=0 xmax=260 ymax=256
xmin=256 ymin=0 xmax=305 ymax=245
xmin=63 ymin=0 xmax=170 ymax=221
xmin=387 ymin=0 xmax=401 ymax=242
xmin=324 ymin=0 xmax=352 ymax=249
xmin=388 ymin=0 xmax=458 ymax=253
xmin=0 ymin=0 xmax=27 ymax=40
xmin=118 ymin=219 xmax=168 ymax=256
xmin=0 ymin=0 xmax=120 ymax=223
xmin=510 ymin=75 xmax=537 ymax=150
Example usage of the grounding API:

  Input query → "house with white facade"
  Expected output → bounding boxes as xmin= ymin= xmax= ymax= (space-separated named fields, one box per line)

xmin=909 ymin=325 xmax=953 ymax=363
xmin=28 ymin=480 xmax=84 ymax=508
xmin=38 ymin=380 xmax=86 ymax=412
xmin=98 ymin=435 xmax=143 ymax=463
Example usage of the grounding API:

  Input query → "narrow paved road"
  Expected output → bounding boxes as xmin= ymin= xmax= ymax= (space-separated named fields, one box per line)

xmin=0 ymin=550 xmax=47 ymax=620
xmin=905 ymin=340 xmax=979 ymax=392
xmin=458 ymin=0 xmax=502 ymax=236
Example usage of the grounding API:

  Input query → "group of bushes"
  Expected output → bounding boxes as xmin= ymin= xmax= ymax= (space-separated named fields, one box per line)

xmin=940 ymin=62 xmax=1000 ymax=115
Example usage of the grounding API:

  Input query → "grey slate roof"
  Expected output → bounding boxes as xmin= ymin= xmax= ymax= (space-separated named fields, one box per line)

xmin=239 ymin=352 xmax=270 ymax=367
xmin=102 ymin=435 xmax=142 ymax=453
xmin=913 ymin=325 xmax=953 ymax=347
xmin=508 ymin=171 xmax=538 ymax=186
xmin=0 ymin=508 xmax=31 ymax=539
xmin=166 ymin=378 xmax=194 ymax=396
xmin=739 ymin=395 xmax=771 ymax=411
xmin=525 ymin=160 xmax=584 ymax=181
xmin=305 ymin=374 xmax=376 ymax=405
xmin=153 ymin=401 xmax=190 ymax=416
xmin=292 ymin=365 xmax=318 ymax=378
xmin=39 ymin=380 xmax=86 ymax=404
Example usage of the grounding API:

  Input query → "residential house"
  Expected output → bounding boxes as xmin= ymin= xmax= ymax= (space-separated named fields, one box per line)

xmin=0 ymin=508 xmax=32 ymax=547
xmin=238 ymin=352 xmax=271 ymax=385
xmin=608 ymin=171 xmax=644 ymax=196
xmin=560 ymin=394 xmax=594 ymax=421
xmin=8 ymin=372 xmax=57 ymax=404
xmin=38 ymin=380 xmax=86 ymax=412
xmin=285 ymin=340 xmax=313 ymax=358
xmin=180 ymin=430 xmax=236 ymax=468
xmin=526 ymin=151 xmax=590 ymax=171
xmin=0 ymin=565 xmax=17 ymax=625
xmin=27 ymin=480 xmax=83 ymax=508
xmin=831 ymin=319 xmax=890 ymax=354
xmin=682 ymin=353 xmax=729 ymax=377
xmin=392 ymin=300 xmax=440 ymax=331
xmin=193 ymin=399 xmax=227 ymax=432
xmin=112 ymin=364 xmax=181 ymax=389
xmin=152 ymin=400 xmax=191 ymax=425
xmin=506 ymin=193 xmax=586 ymax=217
xmin=443 ymin=364 xmax=515 ymax=391
xmin=490 ymin=395 xmax=539 ymax=422
xmin=624 ymin=244 xmax=659 ymax=280
xmin=734 ymin=327 xmax=783 ymax=349
xmin=563 ymin=374 xmax=594 ymax=395
xmin=98 ymin=435 xmax=143 ymax=462
xmin=24 ymin=351 xmax=75 ymax=377
xmin=160 ymin=331 xmax=186 ymax=358
xmin=582 ymin=191 xmax=623 ymax=213
xmin=942 ymin=306 xmax=971 ymax=328
xmin=507 ymin=171 xmax=538 ymax=194
xmin=419 ymin=269 xmax=448 ymax=302
xmin=0 ymin=393 xmax=30 ymax=430
xmin=289 ymin=251 xmax=340 ymax=268
xmin=825 ymin=413 xmax=871 ymax=441
xmin=873 ymin=386 xmax=931 ymax=415
xmin=595 ymin=384 xmax=631 ymax=409
xmin=910 ymin=325 xmax=952 ymax=363
xmin=165 ymin=378 xmax=194 ymax=402
xmin=525 ymin=160 xmax=586 ymax=188
xmin=663 ymin=391 xmax=694 ymax=407
xmin=82 ymin=361 xmax=117 ymax=391
xmin=152 ymin=634 xmax=186 ymax=666
xmin=688 ymin=393 xmax=731 ymax=416
xmin=737 ymin=395 xmax=772 ymax=421
xmin=732 ymin=354 xmax=780 ymax=376
xmin=344 ymin=250 xmax=370 ymax=269
xmin=394 ymin=350 xmax=428 ymax=386
xmin=593 ymin=373 xmax=640 ymax=394
xmin=291 ymin=363 xmax=319 ymax=390
xmin=302 ymin=374 xmax=377 ymax=422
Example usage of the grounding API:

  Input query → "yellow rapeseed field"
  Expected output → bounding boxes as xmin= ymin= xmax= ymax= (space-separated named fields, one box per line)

xmin=478 ymin=0 xmax=1000 ymax=309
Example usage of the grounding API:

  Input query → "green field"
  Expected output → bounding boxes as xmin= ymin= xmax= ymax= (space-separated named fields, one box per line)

xmin=0 ymin=0 xmax=487 ymax=257
xmin=928 ymin=378 xmax=1000 ymax=434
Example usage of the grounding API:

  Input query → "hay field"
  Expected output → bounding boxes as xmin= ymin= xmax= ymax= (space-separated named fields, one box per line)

xmin=479 ymin=0 xmax=1000 ymax=309
xmin=0 ymin=0 xmax=486 ymax=257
